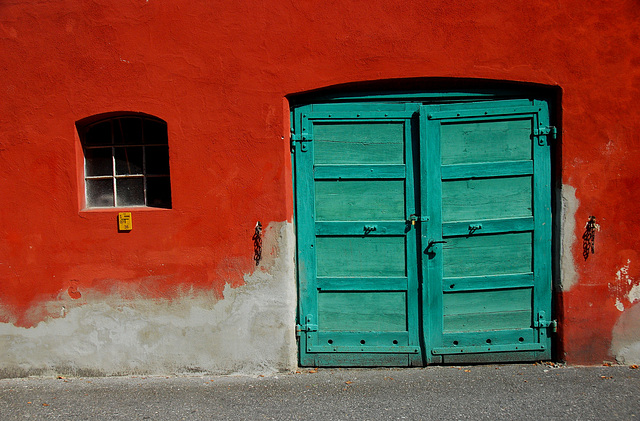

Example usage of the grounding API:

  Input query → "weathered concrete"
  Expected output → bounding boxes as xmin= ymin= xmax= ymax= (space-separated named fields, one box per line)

xmin=560 ymin=184 xmax=579 ymax=291
xmin=611 ymin=302 xmax=640 ymax=365
xmin=0 ymin=222 xmax=297 ymax=378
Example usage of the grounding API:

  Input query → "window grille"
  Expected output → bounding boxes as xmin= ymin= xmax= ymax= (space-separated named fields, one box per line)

xmin=79 ymin=115 xmax=171 ymax=209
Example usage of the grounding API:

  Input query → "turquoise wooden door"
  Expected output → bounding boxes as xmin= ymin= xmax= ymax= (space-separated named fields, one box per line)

xmin=293 ymin=98 xmax=553 ymax=366
xmin=421 ymin=100 xmax=553 ymax=363
xmin=294 ymin=104 xmax=423 ymax=367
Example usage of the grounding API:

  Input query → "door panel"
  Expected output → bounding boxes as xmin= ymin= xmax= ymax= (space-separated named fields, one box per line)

xmin=441 ymin=176 xmax=533 ymax=221
xmin=316 ymin=236 xmax=406 ymax=277
xmin=318 ymin=292 xmax=408 ymax=331
xmin=313 ymin=121 xmax=405 ymax=164
xmin=422 ymin=100 xmax=552 ymax=363
xmin=443 ymin=233 xmax=533 ymax=277
xmin=440 ymin=118 xmax=533 ymax=164
xmin=295 ymin=105 xmax=421 ymax=367
xmin=295 ymin=98 xmax=552 ymax=366
xmin=315 ymin=180 xmax=405 ymax=220
xmin=442 ymin=288 xmax=533 ymax=332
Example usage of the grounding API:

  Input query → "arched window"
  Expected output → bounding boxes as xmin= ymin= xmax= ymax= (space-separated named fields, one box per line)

xmin=77 ymin=114 xmax=171 ymax=209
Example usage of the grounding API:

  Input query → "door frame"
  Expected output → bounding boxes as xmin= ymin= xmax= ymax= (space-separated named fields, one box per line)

xmin=290 ymin=88 xmax=559 ymax=366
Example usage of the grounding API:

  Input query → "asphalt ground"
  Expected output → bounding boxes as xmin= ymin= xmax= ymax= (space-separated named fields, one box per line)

xmin=1 ymin=364 xmax=639 ymax=420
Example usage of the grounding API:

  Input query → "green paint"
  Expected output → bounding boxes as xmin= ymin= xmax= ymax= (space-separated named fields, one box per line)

xmin=441 ymin=160 xmax=533 ymax=180
xmin=442 ymin=273 xmax=534 ymax=292
xmin=443 ymin=288 xmax=532 ymax=315
xmin=316 ymin=236 xmax=406 ymax=277
xmin=314 ymin=164 xmax=406 ymax=179
xmin=441 ymin=176 xmax=532 ymax=222
xmin=440 ymin=118 xmax=533 ymax=165
xmin=317 ymin=277 xmax=408 ymax=291
xmin=294 ymin=96 xmax=553 ymax=366
xmin=313 ymin=122 xmax=405 ymax=164
xmin=443 ymin=233 xmax=533 ymax=278
xmin=315 ymin=180 xmax=405 ymax=221
xmin=318 ymin=291 xmax=407 ymax=331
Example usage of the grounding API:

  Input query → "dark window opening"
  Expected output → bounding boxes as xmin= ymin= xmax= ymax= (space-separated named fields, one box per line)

xmin=79 ymin=115 xmax=172 ymax=209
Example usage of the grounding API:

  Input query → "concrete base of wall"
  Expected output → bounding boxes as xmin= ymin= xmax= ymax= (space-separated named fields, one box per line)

xmin=0 ymin=222 xmax=297 ymax=378
xmin=611 ymin=302 xmax=640 ymax=365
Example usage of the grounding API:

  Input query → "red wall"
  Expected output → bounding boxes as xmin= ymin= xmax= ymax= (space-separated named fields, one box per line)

xmin=1 ymin=0 xmax=639 ymax=363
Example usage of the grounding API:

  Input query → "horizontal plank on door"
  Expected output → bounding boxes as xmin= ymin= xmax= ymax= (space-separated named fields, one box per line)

xmin=307 ymin=345 xmax=419 ymax=353
xmin=431 ymin=343 xmax=544 ymax=355
xmin=311 ymin=331 xmax=415 ymax=353
xmin=443 ymin=288 xmax=532 ymax=315
xmin=316 ymin=222 xmax=408 ymax=236
xmin=442 ymin=273 xmax=534 ymax=292
xmin=442 ymin=176 xmax=532 ymax=222
xmin=318 ymin=291 xmax=407 ymax=331
xmin=317 ymin=276 xmax=408 ymax=291
xmin=441 ymin=350 xmax=543 ymax=364
xmin=441 ymin=328 xmax=535 ymax=347
xmin=443 ymin=310 xmax=532 ymax=332
xmin=307 ymin=111 xmax=415 ymax=119
xmin=441 ymin=160 xmax=533 ymax=180
xmin=427 ymin=105 xmax=538 ymax=120
xmin=442 ymin=217 xmax=533 ymax=237
xmin=314 ymin=164 xmax=406 ymax=179
xmin=313 ymin=121 xmax=405 ymax=165
xmin=440 ymin=119 xmax=533 ymax=165
xmin=443 ymin=232 xmax=533 ymax=278
xmin=316 ymin=236 xmax=406 ymax=277
xmin=316 ymin=331 xmax=410 ymax=343
xmin=315 ymin=180 xmax=405 ymax=221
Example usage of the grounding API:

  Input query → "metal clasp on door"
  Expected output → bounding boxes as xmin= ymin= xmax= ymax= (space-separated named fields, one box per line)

xmin=363 ymin=225 xmax=377 ymax=235
xmin=426 ymin=239 xmax=447 ymax=252
xmin=409 ymin=214 xmax=428 ymax=226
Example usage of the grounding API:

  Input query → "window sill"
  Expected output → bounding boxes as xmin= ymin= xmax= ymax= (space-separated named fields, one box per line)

xmin=80 ymin=206 xmax=172 ymax=213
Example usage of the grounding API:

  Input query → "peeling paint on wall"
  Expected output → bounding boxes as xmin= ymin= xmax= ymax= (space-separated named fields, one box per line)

xmin=0 ymin=222 xmax=297 ymax=378
xmin=560 ymin=184 xmax=579 ymax=291
xmin=612 ymin=260 xmax=632 ymax=312
xmin=629 ymin=285 xmax=640 ymax=304
xmin=609 ymin=259 xmax=640 ymax=314
xmin=611 ymin=302 xmax=640 ymax=365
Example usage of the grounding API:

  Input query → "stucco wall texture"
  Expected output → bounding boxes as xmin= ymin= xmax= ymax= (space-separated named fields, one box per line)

xmin=1 ymin=0 xmax=639 ymax=373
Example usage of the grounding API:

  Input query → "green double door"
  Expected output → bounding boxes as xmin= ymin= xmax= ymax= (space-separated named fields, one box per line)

xmin=293 ymin=98 xmax=553 ymax=366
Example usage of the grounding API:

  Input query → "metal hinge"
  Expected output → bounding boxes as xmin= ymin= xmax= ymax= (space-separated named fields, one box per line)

xmin=296 ymin=315 xmax=318 ymax=337
xmin=534 ymin=311 xmax=558 ymax=333
xmin=533 ymin=126 xmax=557 ymax=146
xmin=290 ymin=132 xmax=311 ymax=152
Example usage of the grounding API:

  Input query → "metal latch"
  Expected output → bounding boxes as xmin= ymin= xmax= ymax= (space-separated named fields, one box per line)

xmin=296 ymin=315 xmax=318 ymax=337
xmin=534 ymin=311 xmax=558 ymax=333
xmin=533 ymin=126 xmax=557 ymax=146
xmin=409 ymin=214 xmax=429 ymax=225
xmin=426 ymin=239 xmax=447 ymax=252
xmin=290 ymin=132 xmax=312 ymax=152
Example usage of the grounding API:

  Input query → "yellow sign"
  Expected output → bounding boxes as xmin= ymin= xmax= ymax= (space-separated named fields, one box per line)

xmin=118 ymin=212 xmax=132 ymax=231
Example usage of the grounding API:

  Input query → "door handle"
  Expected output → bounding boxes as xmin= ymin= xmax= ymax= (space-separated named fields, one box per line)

xmin=426 ymin=239 xmax=447 ymax=252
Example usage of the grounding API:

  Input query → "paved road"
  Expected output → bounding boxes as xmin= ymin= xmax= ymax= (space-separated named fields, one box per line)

xmin=1 ymin=364 xmax=639 ymax=420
